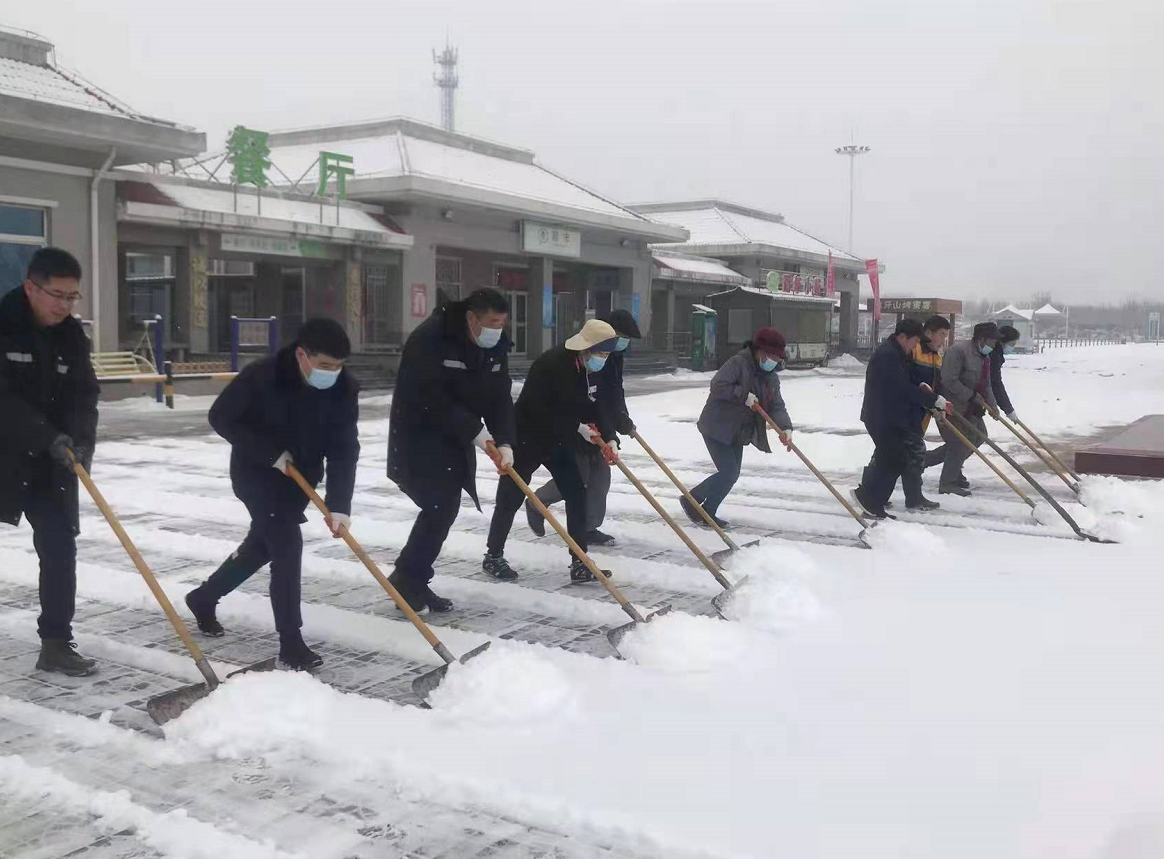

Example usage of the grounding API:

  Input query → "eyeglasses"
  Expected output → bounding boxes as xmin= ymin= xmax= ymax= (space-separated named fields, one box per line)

xmin=33 ymin=282 xmax=83 ymax=304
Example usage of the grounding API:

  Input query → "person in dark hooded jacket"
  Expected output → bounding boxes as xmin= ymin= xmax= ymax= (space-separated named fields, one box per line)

xmin=681 ymin=327 xmax=793 ymax=529
xmin=989 ymin=325 xmax=1020 ymax=421
xmin=387 ymin=289 xmax=515 ymax=611
xmin=526 ymin=308 xmax=641 ymax=546
xmin=185 ymin=318 xmax=359 ymax=671
xmin=0 ymin=247 xmax=99 ymax=677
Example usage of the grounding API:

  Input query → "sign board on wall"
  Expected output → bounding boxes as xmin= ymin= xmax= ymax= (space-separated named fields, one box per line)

xmin=409 ymin=284 xmax=428 ymax=318
xmin=522 ymin=221 xmax=581 ymax=258
xmin=542 ymin=283 xmax=553 ymax=328
xmin=765 ymin=270 xmax=826 ymax=296
xmin=220 ymin=233 xmax=329 ymax=259
xmin=632 ymin=293 xmax=641 ymax=323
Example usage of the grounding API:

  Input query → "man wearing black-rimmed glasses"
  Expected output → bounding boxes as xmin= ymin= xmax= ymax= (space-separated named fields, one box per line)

xmin=0 ymin=247 xmax=100 ymax=676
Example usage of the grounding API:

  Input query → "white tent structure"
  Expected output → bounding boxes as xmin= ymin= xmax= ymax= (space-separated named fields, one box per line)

xmin=1034 ymin=303 xmax=1062 ymax=317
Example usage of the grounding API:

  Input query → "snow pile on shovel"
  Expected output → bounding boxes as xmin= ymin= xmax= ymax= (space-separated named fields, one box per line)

xmin=427 ymin=644 xmax=577 ymax=724
xmin=863 ymin=519 xmax=946 ymax=553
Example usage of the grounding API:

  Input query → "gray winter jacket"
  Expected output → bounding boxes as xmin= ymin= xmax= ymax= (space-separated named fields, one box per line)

xmin=941 ymin=340 xmax=997 ymax=416
xmin=697 ymin=347 xmax=792 ymax=451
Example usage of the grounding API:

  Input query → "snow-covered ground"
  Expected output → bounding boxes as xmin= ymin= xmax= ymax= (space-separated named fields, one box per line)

xmin=4 ymin=343 xmax=1164 ymax=859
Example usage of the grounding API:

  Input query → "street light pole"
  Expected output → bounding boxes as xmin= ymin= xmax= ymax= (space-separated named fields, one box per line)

xmin=835 ymin=144 xmax=871 ymax=251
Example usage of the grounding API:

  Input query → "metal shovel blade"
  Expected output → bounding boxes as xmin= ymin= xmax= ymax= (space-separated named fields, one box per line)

xmin=146 ymin=682 xmax=214 ymax=726
xmin=605 ymin=604 xmax=673 ymax=655
xmin=710 ymin=539 xmax=761 ymax=569
xmin=711 ymin=576 xmax=749 ymax=619
xmin=226 ymin=657 xmax=278 ymax=678
xmin=411 ymin=641 xmax=493 ymax=704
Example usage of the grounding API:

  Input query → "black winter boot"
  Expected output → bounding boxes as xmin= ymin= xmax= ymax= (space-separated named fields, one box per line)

xmin=569 ymin=558 xmax=613 ymax=583
xmin=907 ymin=496 xmax=941 ymax=512
xmin=422 ymin=585 xmax=454 ymax=613
xmin=277 ymin=632 xmax=323 ymax=671
xmin=36 ymin=640 xmax=97 ymax=677
xmin=185 ymin=589 xmax=225 ymax=637
xmin=587 ymin=529 xmax=616 ymax=546
xmin=482 ymin=552 xmax=519 ymax=581
xmin=939 ymin=484 xmax=972 ymax=497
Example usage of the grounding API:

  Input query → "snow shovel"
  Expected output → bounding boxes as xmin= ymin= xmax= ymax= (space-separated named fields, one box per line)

xmin=991 ymin=410 xmax=1081 ymax=494
xmin=629 ymin=430 xmax=759 ymax=566
xmin=595 ymin=438 xmax=737 ymax=615
xmin=753 ymin=404 xmax=875 ymax=550
xmin=936 ymin=412 xmax=1039 ymax=512
xmin=1012 ymin=416 xmax=1082 ymax=483
xmin=947 ymin=411 xmax=1114 ymax=544
xmin=282 ymin=464 xmax=490 ymax=702
xmin=491 ymin=443 xmax=670 ymax=655
xmin=70 ymin=453 xmax=225 ymax=725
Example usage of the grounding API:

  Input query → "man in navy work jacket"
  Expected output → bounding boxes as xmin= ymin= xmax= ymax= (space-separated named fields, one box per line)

xmin=853 ymin=318 xmax=948 ymax=520
xmin=185 ymin=318 xmax=359 ymax=671
xmin=0 ymin=247 xmax=100 ymax=677
xmin=387 ymin=288 xmax=515 ymax=612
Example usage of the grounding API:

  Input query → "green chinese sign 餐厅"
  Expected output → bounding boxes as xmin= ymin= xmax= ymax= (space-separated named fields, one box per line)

xmin=317 ymin=151 xmax=355 ymax=199
xmin=226 ymin=126 xmax=271 ymax=189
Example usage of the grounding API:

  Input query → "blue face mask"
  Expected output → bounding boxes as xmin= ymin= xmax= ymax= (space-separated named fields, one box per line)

xmin=760 ymin=357 xmax=779 ymax=372
xmin=978 ymin=345 xmax=993 ymax=356
xmin=473 ymin=324 xmax=503 ymax=349
xmin=306 ymin=365 xmax=341 ymax=390
xmin=615 ymin=337 xmax=630 ymax=352
xmin=1003 ymin=344 xmax=1015 ymax=354
xmin=585 ymin=354 xmax=607 ymax=372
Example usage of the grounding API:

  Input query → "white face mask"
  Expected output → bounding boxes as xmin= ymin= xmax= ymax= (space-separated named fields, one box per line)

xmin=474 ymin=326 xmax=502 ymax=349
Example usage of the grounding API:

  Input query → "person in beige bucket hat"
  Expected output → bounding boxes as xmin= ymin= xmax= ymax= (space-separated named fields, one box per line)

xmin=484 ymin=319 xmax=621 ymax=583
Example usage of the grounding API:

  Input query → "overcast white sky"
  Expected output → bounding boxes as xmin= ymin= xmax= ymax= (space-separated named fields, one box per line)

xmin=11 ymin=0 xmax=1162 ymax=303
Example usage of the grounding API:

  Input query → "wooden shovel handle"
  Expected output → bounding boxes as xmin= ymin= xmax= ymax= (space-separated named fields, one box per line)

xmin=630 ymin=431 xmax=740 ymax=552
xmin=284 ymin=464 xmax=454 ymax=663
xmin=994 ymin=413 xmax=1080 ymax=493
xmin=595 ymin=439 xmax=733 ymax=590
xmin=501 ymin=464 xmax=644 ymax=623
xmin=753 ymin=405 xmax=870 ymax=529
xmin=71 ymin=456 xmax=219 ymax=689
xmin=937 ymin=413 xmax=1036 ymax=508
xmin=1012 ymin=417 xmax=1082 ymax=483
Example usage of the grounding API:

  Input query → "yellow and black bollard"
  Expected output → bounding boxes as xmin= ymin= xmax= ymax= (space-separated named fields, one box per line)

xmin=163 ymin=361 xmax=175 ymax=409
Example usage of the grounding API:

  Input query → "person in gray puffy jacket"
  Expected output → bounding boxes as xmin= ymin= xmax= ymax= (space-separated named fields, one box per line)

xmin=681 ymin=327 xmax=793 ymax=528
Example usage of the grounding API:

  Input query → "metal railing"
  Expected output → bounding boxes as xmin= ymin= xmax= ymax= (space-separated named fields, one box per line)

xmin=1034 ymin=337 xmax=1126 ymax=350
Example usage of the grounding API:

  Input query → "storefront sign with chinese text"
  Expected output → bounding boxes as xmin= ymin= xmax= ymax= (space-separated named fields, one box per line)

xmin=522 ymin=221 xmax=581 ymax=258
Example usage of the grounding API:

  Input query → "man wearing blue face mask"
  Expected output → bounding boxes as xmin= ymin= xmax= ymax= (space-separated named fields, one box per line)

xmin=927 ymin=321 xmax=1000 ymax=496
xmin=388 ymin=288 xmax=515 ymax=612
xmin=526 ymin=309 xmax=642 ymax=546
xmin=485 ymin=319 xmax=619 ymax=583
xmin=187 ymin=318 xmax=359 ymax=671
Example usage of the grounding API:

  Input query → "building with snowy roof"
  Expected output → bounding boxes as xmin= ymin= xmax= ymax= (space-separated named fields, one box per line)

xmin=133 ymin=117 xmax=686 ymax=371
xmin=630 ymin=200 xmax=869 ymax=356
xmin=0 ymin=26 xmax=203 ymax=350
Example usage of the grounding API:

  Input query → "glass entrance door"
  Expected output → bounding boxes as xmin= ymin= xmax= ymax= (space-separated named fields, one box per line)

xmin=506 ymin=291 xmax=528 ymax=355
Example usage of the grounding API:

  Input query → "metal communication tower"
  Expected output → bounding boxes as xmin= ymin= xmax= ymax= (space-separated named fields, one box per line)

xmin=433 ymin=44 xmax=459 ymax=132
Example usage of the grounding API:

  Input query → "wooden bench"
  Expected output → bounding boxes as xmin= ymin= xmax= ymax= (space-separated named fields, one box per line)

xmin=91 ymin=351 xmax=156 ymax=379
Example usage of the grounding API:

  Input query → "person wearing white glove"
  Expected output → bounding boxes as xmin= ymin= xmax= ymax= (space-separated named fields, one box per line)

xmin=387 ymin=288 xmax=518 ymax=612
xmin=934 ymin=395 xmax=950 ymax=413
xmin=744 ymin=392 xmax=759 ymax=409
xmin=577 ymin=422 xmax=600 ymax=443
xmin=326 ymin=512 xmax=350 ymax=537
xmin=1005 ymin=411 xmax=1018 ymax=423
xmin=272 ymin=450 xmax=293 ymax=474
xmin=189 ymin=317 xmax=360 ymax=672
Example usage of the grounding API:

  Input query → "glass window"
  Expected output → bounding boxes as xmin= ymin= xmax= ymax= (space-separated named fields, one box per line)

xmin=0 ymin=204 xmax=45 ymax=238
xmin=1 ymin=243 xmax=39 ymax=295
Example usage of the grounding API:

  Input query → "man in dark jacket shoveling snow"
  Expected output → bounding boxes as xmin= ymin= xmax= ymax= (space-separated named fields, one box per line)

xmin=0 ymin=247 xmax=100 ymax=676
xmin=185 ymin=318 xmax=360 ymax=671
xmin=852 ymin=318 xmax=949 ymax=520
xmin=526 ymin=308 xmax=641 ymax=547
xmin=387 ymin=289 xmax=516 ymax=611
xmin=681 ymin=326 xmax=793 ymax=529
xmin=485 ymin=319 xmax=620 ymax=583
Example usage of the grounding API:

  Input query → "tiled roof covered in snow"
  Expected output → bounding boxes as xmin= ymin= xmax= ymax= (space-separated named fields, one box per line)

xmin=165 ymin=118 xmax=678 ymax=236
xmin=635 ymin=200 xmax=861 ymax=264
xmin=652 ymin=253 xmax=750 ymax=285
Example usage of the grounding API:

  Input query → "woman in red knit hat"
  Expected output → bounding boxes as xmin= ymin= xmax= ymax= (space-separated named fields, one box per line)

xmin=681 ymin=327 xmax=794 ymax=529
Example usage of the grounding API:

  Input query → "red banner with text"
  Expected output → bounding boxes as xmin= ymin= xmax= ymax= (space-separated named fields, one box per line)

xmin=865 ymin=259 xmax=880 ymax=322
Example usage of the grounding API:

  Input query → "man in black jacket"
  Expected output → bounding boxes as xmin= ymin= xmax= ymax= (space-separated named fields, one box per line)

xmin=853 ymin=318 xmax=948 ymax=519
xmin=485 ymin=319 xmax=620 ymax=583
xmin=526 ymin=309 xmax=641 ymax=546
xmin=185 ymin=318 xmax=359 ymax=671
xmin=387 ymin=289 xmax=515 ymax=612
xmin=0 ymin=248 xmax=99 ymax=676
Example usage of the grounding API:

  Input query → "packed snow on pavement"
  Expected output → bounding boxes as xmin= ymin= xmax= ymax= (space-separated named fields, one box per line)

xmin=3 ymin=343 xmax=1164 ymax=859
